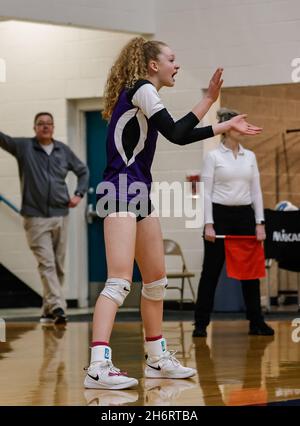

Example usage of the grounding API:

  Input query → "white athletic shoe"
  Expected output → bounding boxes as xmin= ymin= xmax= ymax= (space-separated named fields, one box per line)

xmin=144 ymin=378 xmax=197 ymax=405
xmin=84 ymin=389 xmax=138 ymax=406
xmin=144 ymin=350 xmax=196 ymax=379
xmin=84 ymin=360 xmax=138 ymax=390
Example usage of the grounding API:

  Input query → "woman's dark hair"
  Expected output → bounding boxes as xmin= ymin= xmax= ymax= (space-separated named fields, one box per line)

xmin=34 ymin=112 xmax=54 ymax=125
xmin=216 ymin=107 xmax=239 ymax=123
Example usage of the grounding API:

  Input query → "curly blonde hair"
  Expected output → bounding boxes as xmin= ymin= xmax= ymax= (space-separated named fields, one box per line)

xmin=102 ymin=37 xmax=168 ymax=120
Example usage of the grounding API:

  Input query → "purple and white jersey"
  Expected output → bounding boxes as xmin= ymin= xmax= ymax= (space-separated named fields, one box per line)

xmin=97 ymin=79 xmax=215 ymax=202
xmin=101 ymin=80 xmax=164 ymax=202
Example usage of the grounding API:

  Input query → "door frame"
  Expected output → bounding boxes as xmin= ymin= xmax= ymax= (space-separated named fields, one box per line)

xmin=67 ymin=98 xmax=103 ymax=308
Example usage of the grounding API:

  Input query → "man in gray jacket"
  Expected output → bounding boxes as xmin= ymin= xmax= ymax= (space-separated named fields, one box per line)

xmin=0 ymin=112 xmax=89 ymax=324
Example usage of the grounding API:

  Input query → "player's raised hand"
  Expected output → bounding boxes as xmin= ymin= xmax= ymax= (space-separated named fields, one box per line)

xmin=206 ymin=68 xmax=224 ymax=103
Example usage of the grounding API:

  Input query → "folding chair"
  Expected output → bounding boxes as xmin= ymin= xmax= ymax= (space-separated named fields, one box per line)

xmin=163 ymin=239 xmax=196 ymax=308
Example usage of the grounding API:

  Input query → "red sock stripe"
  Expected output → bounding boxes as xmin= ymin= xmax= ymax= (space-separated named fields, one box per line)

xmin=91 ymin=341 xmax=109 ymax=347
xmin=145 ymin=335 xmax=163 ymax=342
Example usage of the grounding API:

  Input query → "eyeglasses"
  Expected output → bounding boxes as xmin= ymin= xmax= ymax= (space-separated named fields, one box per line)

xmin=36 ymin=122 xmax=54 ymax=127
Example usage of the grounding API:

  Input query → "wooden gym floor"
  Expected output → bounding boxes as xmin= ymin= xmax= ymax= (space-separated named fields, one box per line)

xmin=0 ymin=320 xmax=300 ymax=406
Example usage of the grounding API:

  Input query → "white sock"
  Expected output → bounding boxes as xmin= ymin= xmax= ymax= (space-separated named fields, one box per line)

xmin=145 ymin=337 xmax=167 ymax=360
xmin=91 ymin=345 xmax=111 ymax=364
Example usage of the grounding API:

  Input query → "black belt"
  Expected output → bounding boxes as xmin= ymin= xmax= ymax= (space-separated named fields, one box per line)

xmin=213 ymin=203 xmax=252 ymax=209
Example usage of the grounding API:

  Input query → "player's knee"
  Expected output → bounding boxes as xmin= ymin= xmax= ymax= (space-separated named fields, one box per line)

xmin=100 ymin=278 xmax=131 ymax=306
xmin=142 ymin=277 xmax=168 ymax=301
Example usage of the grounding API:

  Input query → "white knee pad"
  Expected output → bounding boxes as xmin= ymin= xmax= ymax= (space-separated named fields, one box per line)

xmin=100 ymin=278 xmax=131 ymax=307
xmin=142 ymin=277 xmax=168 ymax=301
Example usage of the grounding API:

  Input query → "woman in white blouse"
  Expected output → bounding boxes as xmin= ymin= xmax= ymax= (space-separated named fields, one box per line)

xmin=193 ymin=108 xmax=274 ymax=338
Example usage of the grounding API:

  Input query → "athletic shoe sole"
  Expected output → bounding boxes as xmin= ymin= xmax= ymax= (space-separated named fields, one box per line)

xmin=144 ymin=367 xmax=196 ymax=379
xmin=40 ymin=318 xmax=55 ymax=324
xmin=84 ymin=376 xmax=138 ymax=390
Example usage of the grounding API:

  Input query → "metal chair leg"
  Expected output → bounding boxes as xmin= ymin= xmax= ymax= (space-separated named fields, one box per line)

xmin=187 ymin=277 xmax=196 ymax=303
xmin=180 ymin=277 xmax=184 ymax=310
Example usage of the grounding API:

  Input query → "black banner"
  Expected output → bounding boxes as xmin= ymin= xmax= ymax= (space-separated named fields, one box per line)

xmin=265 ymin=209 xmax=300 ymax=271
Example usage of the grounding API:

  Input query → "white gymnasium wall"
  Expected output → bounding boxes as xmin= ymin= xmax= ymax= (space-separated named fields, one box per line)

xmin=0 ymin=0 xmax=154 ymax=34
xmin=155 ymin=0 xmax=300 ymax=87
